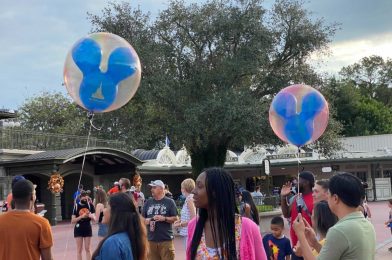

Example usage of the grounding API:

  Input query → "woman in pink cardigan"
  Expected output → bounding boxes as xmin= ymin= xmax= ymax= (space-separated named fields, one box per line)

xmin=186 ymin=167 xmax=267 ymax=260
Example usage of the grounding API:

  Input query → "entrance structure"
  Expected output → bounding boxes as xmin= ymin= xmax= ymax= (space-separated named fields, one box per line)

xmin=0 ymin=147 xmax=142 ymax=225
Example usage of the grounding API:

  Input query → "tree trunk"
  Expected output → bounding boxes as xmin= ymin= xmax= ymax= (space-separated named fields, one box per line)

xmin=190 ymin=140 xmax=229 ymax=178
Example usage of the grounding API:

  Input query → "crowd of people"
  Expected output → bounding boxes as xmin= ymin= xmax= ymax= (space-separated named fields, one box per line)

xmin=0 ymin=168 xmax=391 ymax=259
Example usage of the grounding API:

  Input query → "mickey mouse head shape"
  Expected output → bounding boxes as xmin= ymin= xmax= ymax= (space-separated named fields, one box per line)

xmin=269 ymin=84 xmax=329 ymax=147
xmin=64 ymin=32 xmax=141 ymax=113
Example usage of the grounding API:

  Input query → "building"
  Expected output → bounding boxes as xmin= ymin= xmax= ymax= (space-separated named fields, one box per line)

xmin=1 ymin=132 xmax=392 ymax=225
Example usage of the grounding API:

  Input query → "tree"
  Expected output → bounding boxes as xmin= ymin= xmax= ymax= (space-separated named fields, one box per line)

xmin=340 ymin=55 xmax=392 ymax=105
xmin=17 ymin=0 xmax=340 ymax=176
xmin=87 ymin=0 xmax=340 ymax=175
xmin=323 ymin=78 xmax=392 ymax=136
xmin=18 ymin=92 xmax=88 ymax=135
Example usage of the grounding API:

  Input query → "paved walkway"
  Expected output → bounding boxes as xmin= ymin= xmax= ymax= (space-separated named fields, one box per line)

xmin=52 ymin=223 xmax=186 ymax=260
xmin=52 ymin=201 xmax=391 ymax=259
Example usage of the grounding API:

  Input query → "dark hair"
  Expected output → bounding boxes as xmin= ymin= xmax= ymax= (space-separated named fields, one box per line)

xmin=80 ymin=190 xmax=91 ymax=198
xmin=316 ymin=179 xmax=329 ymax=191
xmin=12 ymin=179 xmax=34 ymax=205
xmin=120 ymin=178 xmax=131 ymax=190
xmin=271 ymin=216 xmax=284 ymax=227
xmin=329 ymin=172 xmax=364 ymax=208
xmin=313 ymin=201 xmax=338 ymax=237
xmin=190 ymin=167 xmax=239 ymax=260
xmin=92 ymin=193 xmax=148 ymax=259
xmin=388 ymin=199 xmax=392 ymax=205
xmin=299 ymin=171 xmax=315 ymax=188
xmin=240 ymin=190 xmax=259 ymax=225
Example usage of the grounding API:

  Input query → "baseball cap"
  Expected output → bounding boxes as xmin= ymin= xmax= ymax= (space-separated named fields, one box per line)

xmin=148 ymin=180 xmax=165 ymax=189
xmin=299 ymin=171 xmax=315 ymax=187
xmin=11 ymin=175 xmax=25 ymax=188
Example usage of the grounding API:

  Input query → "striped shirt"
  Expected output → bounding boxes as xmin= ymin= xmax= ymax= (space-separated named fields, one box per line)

xmin=180 ymin=194 xmax=193 ymax=236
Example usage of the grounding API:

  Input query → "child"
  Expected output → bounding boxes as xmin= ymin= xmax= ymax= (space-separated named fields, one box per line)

xmin=385 ymin=199 xmax=392 ymax=252
xmin=263 ymin=216 xmax=292 ymax=260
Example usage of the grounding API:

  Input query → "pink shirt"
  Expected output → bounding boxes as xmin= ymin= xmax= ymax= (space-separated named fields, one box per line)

xmin=186 ymin=216 xmax=267 ymax=260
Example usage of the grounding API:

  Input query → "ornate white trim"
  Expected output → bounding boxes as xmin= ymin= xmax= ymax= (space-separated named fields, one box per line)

xmin=176 ymin=145 xmax=191 ymax=166
xmin=157 ymin=147 xmax=176 ymax=166
xmin=226 ymin=150 xmax=238 ymax=163
xmin=239 ymin=146 xmax=267 ymax=164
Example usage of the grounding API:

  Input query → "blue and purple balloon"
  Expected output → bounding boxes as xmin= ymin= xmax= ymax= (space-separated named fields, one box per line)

xmin=269 ymin=84 xmax=329 ymax=147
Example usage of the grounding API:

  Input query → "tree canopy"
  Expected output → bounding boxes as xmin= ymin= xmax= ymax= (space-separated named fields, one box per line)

xmin=323 ymin=56 xmax=392 ymax=137
xmin=18 ymin=0 xmax=341 ymax=176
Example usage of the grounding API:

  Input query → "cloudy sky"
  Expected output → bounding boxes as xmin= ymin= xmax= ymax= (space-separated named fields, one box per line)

xmin=0 ymin=0 xmax=391 ymax=110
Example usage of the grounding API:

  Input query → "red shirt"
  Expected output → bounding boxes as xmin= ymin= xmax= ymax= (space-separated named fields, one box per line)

xmin=289 ymin=192 xmax=314 ymax=246
xmin=108 ymin=186 xmax=119 ymax=194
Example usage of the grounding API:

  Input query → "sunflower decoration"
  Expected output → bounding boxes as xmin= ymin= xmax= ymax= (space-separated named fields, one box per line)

xmin=133 ymin=172 xmax=142 ymax=187
xmin=48 ymin=173 xmax=64 ymax=194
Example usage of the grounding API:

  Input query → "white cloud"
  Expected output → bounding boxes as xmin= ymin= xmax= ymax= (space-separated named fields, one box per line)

xmin=311 ymin=32 xmax=392 ymax=75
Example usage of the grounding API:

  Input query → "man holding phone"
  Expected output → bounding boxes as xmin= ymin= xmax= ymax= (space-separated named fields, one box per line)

xmin=281 ymin=171 xmax=315 ymax=260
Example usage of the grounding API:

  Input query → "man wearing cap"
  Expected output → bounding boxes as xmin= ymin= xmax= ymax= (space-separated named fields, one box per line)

xmin=0 ymin=179 xmax=53 ymax=259
xmin=281 ymin=171 xmax=315 ymax=260
xmin=5 ymin=175 xmax=25 ymax=211
xmin=143 ymin=180 xmax=178 ymax=260
xmin=107 ymin=181 xmax=120 ymax=195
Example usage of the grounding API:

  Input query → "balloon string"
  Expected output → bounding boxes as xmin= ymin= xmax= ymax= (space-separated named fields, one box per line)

xmin=89 ymin=112 xmax=102 ymax=131
xmin=63 ymin=113 xmax=94 ymax=260
xmin=77 ymin=114 xmax=93 ymax=191
xmin=297 ymin=147 xmax=301 ymax=201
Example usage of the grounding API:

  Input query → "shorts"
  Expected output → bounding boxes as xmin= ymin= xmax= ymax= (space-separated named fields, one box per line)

xmin=148 ymin=240 xmax=175 ymax=260
xmin=98 ymin=223 xmax=108 ymax=237
xmin=74 ymin=222 xmax=92 ymax=237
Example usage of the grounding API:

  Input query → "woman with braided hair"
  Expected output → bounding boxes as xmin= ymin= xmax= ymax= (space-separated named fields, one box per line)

xmin=187 ymin=167 xmax=267 ymax=260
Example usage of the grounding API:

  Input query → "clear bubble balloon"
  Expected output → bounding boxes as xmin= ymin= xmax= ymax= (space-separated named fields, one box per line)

xmin=269 ymin=84 xmax=329 ymax=147
xmin=63 ymin=32 xmax=141 ymax=113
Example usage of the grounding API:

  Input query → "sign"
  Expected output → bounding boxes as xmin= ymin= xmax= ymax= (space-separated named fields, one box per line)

xmin=264 ymin=159 xmax=270 ymax=175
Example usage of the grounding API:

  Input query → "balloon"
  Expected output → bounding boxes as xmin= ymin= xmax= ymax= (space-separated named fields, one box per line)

xmin=63 ymin=32 xmax=141 ymax=113
xmin=269 ymin=84 xmax=329 ymax=147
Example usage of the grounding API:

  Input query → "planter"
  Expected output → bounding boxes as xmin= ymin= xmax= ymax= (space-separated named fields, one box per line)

xmin=258 ymin=209 xmax=282 ymax=234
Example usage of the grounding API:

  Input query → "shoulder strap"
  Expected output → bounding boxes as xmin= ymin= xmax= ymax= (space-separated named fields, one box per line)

xmin=288 ymin=195 xmax=297 ymax=207
xmin=298 ymin=196 xmax=311 ymax=218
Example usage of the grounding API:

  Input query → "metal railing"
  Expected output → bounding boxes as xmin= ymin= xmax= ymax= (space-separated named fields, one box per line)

xmin=0 ymin=128 xmax=126 ymax=151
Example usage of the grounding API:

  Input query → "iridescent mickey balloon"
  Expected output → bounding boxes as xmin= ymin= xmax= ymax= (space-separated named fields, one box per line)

xmin=269 ymin=84 xmax=329 ymax=147
xmin=63 ymin=32 xmax=141 ymax=113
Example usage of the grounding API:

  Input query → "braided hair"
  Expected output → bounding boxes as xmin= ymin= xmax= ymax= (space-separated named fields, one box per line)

xmin=190 ymin=167 xmax=239 ymax=260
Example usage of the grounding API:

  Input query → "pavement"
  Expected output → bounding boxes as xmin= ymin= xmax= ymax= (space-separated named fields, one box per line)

xmin=52 ymin=201 xmax=392 ymax=260
xmin=52 ymin=223 xmax=186 ymax=260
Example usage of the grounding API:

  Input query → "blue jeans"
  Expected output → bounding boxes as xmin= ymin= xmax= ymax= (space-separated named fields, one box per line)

xmin=98 ymin=223 xmax=108 ymax=237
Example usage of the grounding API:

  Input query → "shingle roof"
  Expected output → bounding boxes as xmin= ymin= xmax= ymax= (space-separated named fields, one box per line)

xmin=132 ymin=149 xmax=160 ymax=161
xmin=0 ymin=147 xmax=143 ymax=166
xmin=22 ymin=148 xmax=87 ymax=161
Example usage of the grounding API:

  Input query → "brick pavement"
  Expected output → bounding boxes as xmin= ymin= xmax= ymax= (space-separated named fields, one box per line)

xmin=51 ymin=201 xmax=391 ymax=259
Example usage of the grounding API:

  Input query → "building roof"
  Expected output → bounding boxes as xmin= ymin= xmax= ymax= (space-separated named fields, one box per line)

xmin=341 ymin=134 xmax=392 ymax=152
xmin=0 ymin=109 xmax=17 ymax=120
xmin=0 ymin=147 xmax=143 ymax=166
xmin=132 ymin=149 xmax=160 ymax=161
